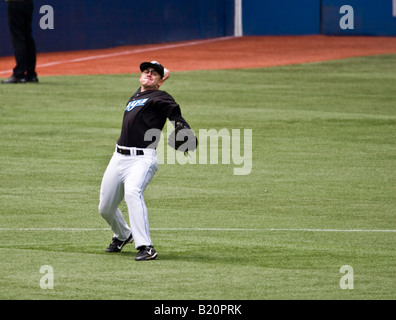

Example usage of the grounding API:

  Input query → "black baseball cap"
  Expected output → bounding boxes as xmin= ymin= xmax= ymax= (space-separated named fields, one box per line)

xmin=140 ymin=61 xmax=165 ymax=78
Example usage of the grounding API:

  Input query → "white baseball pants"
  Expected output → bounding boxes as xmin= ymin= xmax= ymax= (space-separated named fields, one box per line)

xmin=98 ymin=146 xmax=158 ymax=248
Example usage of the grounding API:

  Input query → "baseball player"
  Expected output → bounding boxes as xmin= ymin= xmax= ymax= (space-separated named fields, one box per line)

xmin=99 ymin=61 xmax=196 ymax=261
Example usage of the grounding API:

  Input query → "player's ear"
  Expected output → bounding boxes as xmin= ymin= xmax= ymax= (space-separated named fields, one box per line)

xmin=158 ymin=70 xmax=170 ymax=87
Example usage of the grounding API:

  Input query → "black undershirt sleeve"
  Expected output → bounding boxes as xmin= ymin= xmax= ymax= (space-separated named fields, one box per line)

xmin=168 ymin=111 xmax=191 ymax=129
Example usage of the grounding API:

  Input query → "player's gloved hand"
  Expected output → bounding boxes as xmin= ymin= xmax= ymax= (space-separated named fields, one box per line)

xmin=168 ymin=122 xmax=198 ymax=155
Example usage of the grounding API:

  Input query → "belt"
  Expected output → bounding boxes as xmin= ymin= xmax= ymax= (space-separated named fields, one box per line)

xmin=116 ymin=146 xmax=144 ymax=156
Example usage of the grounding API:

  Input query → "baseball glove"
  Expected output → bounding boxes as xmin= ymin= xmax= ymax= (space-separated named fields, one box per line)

xmin=168 ymin=122 xmax=198 ymax=155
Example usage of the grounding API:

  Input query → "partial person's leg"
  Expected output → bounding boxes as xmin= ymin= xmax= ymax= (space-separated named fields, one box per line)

xmin=99 ymin=154 xmax=131 ymax=241
xmin=7 ymin=2 xmax=29 ymax=79
xmin=124 ymin=154 xmax=158 ymax=249
xmin=24 ymin=1 xmax=37 ymax=80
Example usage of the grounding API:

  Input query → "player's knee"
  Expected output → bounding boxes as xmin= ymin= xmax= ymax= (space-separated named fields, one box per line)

xmin=98 ymin=201 xmax=112 ymax=218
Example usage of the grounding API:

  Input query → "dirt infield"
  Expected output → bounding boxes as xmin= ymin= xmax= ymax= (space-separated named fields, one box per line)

xmin=0 ymin=35 xmax=395 ymax=77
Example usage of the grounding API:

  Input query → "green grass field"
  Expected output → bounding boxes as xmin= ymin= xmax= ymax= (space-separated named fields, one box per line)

xmin=0 ymin=55 xmax=395 ymax=300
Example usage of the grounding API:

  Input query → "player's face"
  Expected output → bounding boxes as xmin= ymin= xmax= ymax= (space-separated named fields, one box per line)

xmin=140 ymin=68 xmax=162 ymax=90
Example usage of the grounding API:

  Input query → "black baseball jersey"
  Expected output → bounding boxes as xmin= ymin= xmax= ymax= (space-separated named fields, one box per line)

xmin=117 ymin=88 xmax=190 ymax=149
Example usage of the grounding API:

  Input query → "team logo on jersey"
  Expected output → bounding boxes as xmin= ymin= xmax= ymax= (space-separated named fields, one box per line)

xmin=125 ymin=98 xmax=149 ymax=112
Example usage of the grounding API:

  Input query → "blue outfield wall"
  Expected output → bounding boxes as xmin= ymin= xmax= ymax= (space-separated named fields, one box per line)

xmin=1 ymin=0 xmax=395 ymax=57
xmin=242 ymin=0 xmax=321 ymax=35
xmin=321 ymin=0 xmax=396 ymax=36
xmin=242 ymin=0 xmax=396 ymax=36
xmin=0 ymin=0 xmax=234 ymax=57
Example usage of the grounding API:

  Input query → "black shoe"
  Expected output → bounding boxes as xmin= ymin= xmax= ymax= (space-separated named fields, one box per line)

xmin=135 ymin=246 xmax=158 ymax=261
xmin=105 ymin=233 xmax=133 ymax=252
xmin=25 ymin=76 xmax=39 ymax=83
xmin=1 ymin=76 xmax=26 ymax=84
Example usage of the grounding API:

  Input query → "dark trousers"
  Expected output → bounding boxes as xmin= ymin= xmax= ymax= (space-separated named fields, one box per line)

xmin=7 ymin=1 xmax=37 ymax=79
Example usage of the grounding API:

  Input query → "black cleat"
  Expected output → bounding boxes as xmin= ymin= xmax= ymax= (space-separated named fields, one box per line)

xmin=135 ymin=246 xmax=158 ymax=261
xmin=1 ymin=76 xmax=26 ymax=84
xmin=105 ymin=233 xmax=133 ymax=252
xmin=25 ymin=76 xmax=39 ymax=83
